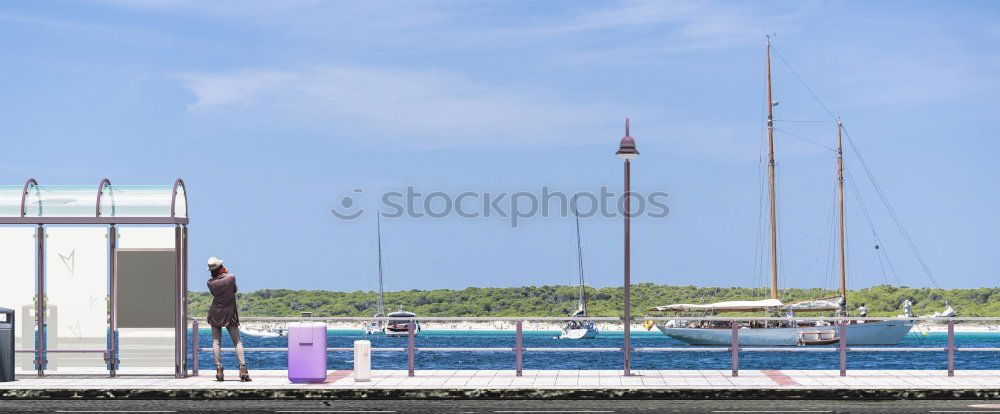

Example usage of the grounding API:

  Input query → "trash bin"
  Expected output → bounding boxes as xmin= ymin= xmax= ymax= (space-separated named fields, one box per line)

xmin=0 ymin=307 xmax=14 ymax=382
xmin=353 ymin=340 xmax=371 ymax=382
xmin=287 ymin=322 xmax=327 ymax=383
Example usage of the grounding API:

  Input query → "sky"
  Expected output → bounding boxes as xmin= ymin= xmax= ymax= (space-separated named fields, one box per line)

xmin=1 ymin=1 xmax=997 ymax=293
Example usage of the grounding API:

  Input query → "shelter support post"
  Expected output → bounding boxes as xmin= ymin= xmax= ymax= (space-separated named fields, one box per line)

xmin=947 ymin=321 xmax=955 ymax=377
xmin=35 ymin=224 xmax=45 ymax=377
xmin=108 ymin=224 xmax=118 ymax=377
xmin=515 ymin=320 xmax=523 ymax=377
xmin=731 ymin=321 xmax=739 ymax=376
xmin=839 ymin=320 xmax=847 ymax=377
xmin=407 ymin=320 xmax=415 ymax=377
xmin=174 ymin=225 xmax=184 ymax=378
xmin=181 ymin=225 xmax=189 ymax=375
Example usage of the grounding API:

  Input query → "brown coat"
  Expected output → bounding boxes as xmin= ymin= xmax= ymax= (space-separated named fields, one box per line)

xmin=207 ymin=273 xmax=240 ymax=328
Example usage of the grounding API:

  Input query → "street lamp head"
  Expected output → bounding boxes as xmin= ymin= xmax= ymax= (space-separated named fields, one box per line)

xmin=616 ymin=118 xmax=639 ymax=161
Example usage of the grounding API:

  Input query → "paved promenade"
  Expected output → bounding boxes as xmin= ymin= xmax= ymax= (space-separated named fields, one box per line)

xmin=2 ymin=370 xmax=999 ymax=399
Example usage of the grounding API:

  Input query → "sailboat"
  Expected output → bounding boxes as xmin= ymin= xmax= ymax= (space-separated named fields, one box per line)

xmin=559 ymin=201 xmax=598 ymax=340
xmin=652 ymin=36 xmax=917 ymax=346
xmin=363 ymin=216 xmax=387 ymax=335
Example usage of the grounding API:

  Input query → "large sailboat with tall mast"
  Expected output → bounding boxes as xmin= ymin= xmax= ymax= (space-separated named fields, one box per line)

xmin=651 ymin=36 xmax=917 ymax=346
xmin=559 ymin=201 xmax=598 ymax=339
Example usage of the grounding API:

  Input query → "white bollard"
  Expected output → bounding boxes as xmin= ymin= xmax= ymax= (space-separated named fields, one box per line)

xmin=353 ymin=340 xmax=371 ymax=382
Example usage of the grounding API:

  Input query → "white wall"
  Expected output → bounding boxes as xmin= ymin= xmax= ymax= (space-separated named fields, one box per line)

xmin=0 ymin=227 xmax=37 ymax=370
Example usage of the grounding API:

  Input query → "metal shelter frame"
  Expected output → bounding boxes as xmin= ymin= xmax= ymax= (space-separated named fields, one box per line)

xmin=1 ymin=178 xmax=189 ymax=378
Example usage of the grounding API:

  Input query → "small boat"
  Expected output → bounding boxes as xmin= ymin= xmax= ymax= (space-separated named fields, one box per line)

xmin=559 ymin=309 xmax=598 ymax=339
xmin=559 ymin=199 xmax=598 ymax=340
xmin=240 ymin=323 xmax=287 ymax=338
xmin=363 ymin=217 xmax=387 ymax=336
xmin=384 ymin=309 xmax=420 ymax=337
xmin=797 ymin=330 xmax=839 ymax=346
xmin=363 ymin=316 xmax=383 ymax=335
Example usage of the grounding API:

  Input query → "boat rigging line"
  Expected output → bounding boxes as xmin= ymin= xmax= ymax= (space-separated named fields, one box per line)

xmin=774 ymin=127 xmax=838 ymax=152
xmin=770 ymin=38 xmax=939 ymax=290
xmin=844 ymin=165 xmax=902 ymax=287
xmin=769 ymin=44 xmax=838 ymax=122
xmin=842 ymin=125 xmax=940 ymax=289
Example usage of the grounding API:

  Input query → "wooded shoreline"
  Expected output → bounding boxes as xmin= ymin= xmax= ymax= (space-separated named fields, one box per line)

xmin=187 ymin=284 xmax=1000 ymax=318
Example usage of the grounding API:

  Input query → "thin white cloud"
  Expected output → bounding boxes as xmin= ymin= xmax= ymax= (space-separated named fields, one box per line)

xmin=176 ymin=66 xmax=615 ymax=149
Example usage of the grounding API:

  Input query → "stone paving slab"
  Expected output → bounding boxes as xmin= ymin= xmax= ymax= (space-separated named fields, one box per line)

xmin=2 ymin=370 xmax=998 ymax=399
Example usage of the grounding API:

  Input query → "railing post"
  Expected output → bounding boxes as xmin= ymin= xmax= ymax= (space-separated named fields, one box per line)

xmin=407 ymin=319 xmax=415 ymax=377
xmin=731 ymin=321 xmax=739 ymax=377
xmin=947 ymin=320 xmax=955 ymax=377
xmin=192 ymin=320 xmax=199 ymax=376
xmin=515 ymin=320 xmax=523 ymax=377
xmin=839 ymin=320 xmax=847 ymax=377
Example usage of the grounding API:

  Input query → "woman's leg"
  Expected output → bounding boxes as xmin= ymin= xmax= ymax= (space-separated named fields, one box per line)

xmin=226 ymin=325 xmax=246 ymax=367
xmin=211 ymin=326 xmax=224 ymax=369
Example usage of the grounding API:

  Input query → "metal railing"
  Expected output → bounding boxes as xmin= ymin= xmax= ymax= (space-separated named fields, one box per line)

xmin=189 ymin=316 xmax=1000 ymax=378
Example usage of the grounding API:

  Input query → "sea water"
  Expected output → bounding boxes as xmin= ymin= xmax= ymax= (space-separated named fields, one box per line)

xmin=191 ymin=330 xmax=1000 ymax=371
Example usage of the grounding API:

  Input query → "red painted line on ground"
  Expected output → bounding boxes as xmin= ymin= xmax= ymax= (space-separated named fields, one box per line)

xmin=328 ymin=370 xmax=352 ymax=381
xmin=763 ymin=370 xmax=801 ymax=386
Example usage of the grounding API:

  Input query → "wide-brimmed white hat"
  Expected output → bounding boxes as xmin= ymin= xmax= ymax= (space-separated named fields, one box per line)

xmin=207 ymin=256 xmax=224 ymax=270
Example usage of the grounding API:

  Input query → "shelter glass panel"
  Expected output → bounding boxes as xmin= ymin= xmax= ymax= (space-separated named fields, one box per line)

xmin=100 ymin=185 xmax=178 ymax=218
xmin=23 ymin=186 xmax=97 ymax=217
xmin=0 ymin=186 xmax=22 ymax=217
xmin=44 ymin=227 xmax=109 ymax=373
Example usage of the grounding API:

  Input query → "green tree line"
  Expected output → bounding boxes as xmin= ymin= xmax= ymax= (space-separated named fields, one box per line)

xmin=188 ymin=284 xmax=1000 ymax=318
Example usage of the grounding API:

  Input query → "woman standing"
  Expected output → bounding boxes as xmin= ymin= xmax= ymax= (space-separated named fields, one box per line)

xmin=206 ymin=256 xmax=251 ymax=382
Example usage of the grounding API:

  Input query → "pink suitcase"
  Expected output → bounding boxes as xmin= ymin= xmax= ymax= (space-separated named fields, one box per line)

xmin=287 ymin=322 xmax=328 ymax=383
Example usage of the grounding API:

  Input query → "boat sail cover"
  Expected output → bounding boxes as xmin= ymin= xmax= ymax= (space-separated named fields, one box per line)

xmin=651 ymin=299 xmax=784 ymax=312
xmin=783 ymin=297 xmax=843 ymax=312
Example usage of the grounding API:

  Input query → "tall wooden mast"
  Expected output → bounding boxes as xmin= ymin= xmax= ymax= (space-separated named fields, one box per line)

xmin=766 ymin=35 xmax=779 ymax=300
xmin=837 ymin=117 xmax=847 ymax=300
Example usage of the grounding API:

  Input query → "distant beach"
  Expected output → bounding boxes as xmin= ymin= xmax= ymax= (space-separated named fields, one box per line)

xmin=226 ymin=320 xmax=1000 ymax=334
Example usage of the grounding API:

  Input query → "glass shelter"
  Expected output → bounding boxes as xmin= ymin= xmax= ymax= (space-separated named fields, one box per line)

xmin=0 ymin=178 xmax=189 ymax=378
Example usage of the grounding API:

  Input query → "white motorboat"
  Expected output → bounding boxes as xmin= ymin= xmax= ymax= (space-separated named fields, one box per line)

xmin=384 ymin=309 xmax=420 ymax=337
xmin=558 ymin=201 xmax=598 ymax=340
xmin=239 ymin=323 xmax=287 ymax=338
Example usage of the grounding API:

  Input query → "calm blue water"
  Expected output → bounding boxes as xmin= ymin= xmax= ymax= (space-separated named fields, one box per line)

xmin=190 ymin=330 xmax=1000 ymax=371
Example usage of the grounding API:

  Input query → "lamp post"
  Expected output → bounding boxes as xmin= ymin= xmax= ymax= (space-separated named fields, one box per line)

xmin=616 ymin=118 xmax=639 ymax=376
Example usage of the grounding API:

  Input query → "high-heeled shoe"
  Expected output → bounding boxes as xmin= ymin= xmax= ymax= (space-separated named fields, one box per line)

xmin=215 ymin=367 xmax=224 ymax=382
xmin=239 ymin=364 xmax=252 ymax=382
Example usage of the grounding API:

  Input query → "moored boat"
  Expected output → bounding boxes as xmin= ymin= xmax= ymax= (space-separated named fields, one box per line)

xmin=239 ymin=323 xmax=287 ymax=338
xmin=364 ymin=216 xmax=387 ymax=336
xmin=651 ymin=36 xmax=946 ymax=345
xmin=384 ymin=309 xmax=421 ymax=337
xmin=558 ymin=198 xmax=598 ymax=340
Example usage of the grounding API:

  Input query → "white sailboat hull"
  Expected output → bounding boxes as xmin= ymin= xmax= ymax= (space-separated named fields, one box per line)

xmin=559 ymin=327 xmax=598 ymax=339
xmin=239 ymin=326 xmax=286 ymax=338
xmin=657 ymin=320 xmax=914 ymax=346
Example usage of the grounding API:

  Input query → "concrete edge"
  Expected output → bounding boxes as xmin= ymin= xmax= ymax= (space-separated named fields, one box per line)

xmin=2 ymin=388 xmax=1000 ymax=400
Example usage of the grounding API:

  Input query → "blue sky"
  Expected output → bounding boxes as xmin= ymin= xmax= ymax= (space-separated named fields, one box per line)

xmin=1 ymin=1 xmax=997 ymax=292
